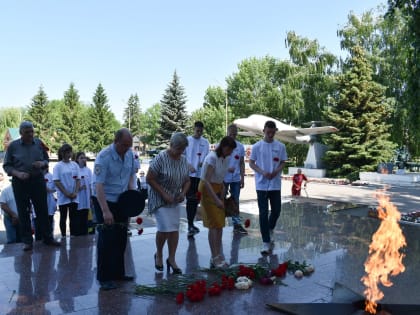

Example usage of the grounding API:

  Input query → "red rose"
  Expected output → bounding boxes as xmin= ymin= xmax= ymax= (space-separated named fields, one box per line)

xmin=136 ymin=217 xmax=143 ymax=225
xmin=137 ymin=228 xmax=143 ymax=235
xmin=196 ymin=191 xmax=202 ymax=202
xmin=273 ymin=262 xmax=288 ymax=277
xmin=273 ymin=157 xmax=279 ymax=162
xmin=244 ymin=219 xmax=251 ymax=228
xmin=176 ymin=292 xmax=184 ymax=304
xmin=234 ymin=154 xmax=239 ymax=160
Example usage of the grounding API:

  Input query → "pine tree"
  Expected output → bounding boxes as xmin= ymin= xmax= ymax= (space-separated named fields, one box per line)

xmin=87 ymin=83 xmax=119 ymax=153
xmin=323 ymin=46 xmax=395 ymax=180
xmin=61 ymin=83 xmax=85 ymax=151
xmin=123 ymin=94 xmax=142 ymax=137
xmin=158 ymin=71 xmax=188 ymax=147
xmin=25 ymin=86 xmax=53 ymax=147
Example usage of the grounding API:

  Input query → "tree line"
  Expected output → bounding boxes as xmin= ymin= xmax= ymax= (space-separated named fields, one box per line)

xmin=0 ymin=1 xmax=418 ymax=180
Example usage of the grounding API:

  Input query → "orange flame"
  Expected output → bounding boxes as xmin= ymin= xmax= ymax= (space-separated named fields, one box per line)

xmin=361 ymin=191 xmax=406 ymax=314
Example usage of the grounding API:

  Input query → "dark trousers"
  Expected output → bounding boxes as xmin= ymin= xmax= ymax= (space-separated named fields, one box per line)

xmin=59 ymin=202 xmax=78 ymax=236
xmin=93 ymin=198 xmax=128 ymax=282
xmin=12 ymin=176 xmax=53 ymax=245
xmin=73 ymin=209 xmax=89 ymax=236
xmin=186 ymin=176 xmax=200 ymax=227
xmin=256 ymin=190 xmax=282 ymax=243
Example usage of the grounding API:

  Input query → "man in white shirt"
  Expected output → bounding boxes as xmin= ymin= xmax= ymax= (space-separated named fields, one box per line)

xmin=184 ymin=121 xmax=210 ymax=237
xmin=223 ymin=124 xmax=247 ymax=234
xmin=249 ymin=120 xmax=287 ymax=255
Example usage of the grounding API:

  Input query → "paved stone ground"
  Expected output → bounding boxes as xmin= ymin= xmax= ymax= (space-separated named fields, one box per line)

xmin=1 ymin=174 xmax=418 ymax=244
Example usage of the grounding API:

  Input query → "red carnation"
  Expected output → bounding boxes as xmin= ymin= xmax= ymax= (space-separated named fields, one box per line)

xmin=234 ymin=154 xmax=239 ymax=160
xmin=273 ymin=157 xmax=280 ymax=162
xmin=244 ymin=219 xmax=251 ymax=228
xmin=176 ymin=292 xmax=184 ymax=304
xmin=196 ymin=191 xmax=202 ymax=202
xmin=136 ymin=217 xmax=143 ymax=225
xmin=72 ymin=175 xmax=77 ymax=179
xmin=137 ymin=228 xmax=143 ymax=235
xmin=197 ymin=152 xmax=202 ymax=156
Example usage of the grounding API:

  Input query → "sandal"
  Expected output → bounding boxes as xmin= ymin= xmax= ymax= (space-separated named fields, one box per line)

xmin=210 ymin=255 xmax=229 ymax=269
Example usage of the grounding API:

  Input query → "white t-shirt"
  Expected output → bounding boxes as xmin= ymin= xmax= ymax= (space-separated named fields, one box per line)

xmin=250 ymin=139 xmax=288 ymax=191
xmin=0 ymin=185 xmax=17 ymax=216
xmin=185 ymin=136 xmax=210 ymax=178
xmin=77 ymin=166 xmax=93 ymax=210
xmin=201 ymin=151 xmax=231 ymax=184
xmin=223 ymin=140 xmax=245 ymax=183
xmin=53 ymin=161 xmax=81 ymax=205
xmin=44 ymin=172 xmax=57 ymax=215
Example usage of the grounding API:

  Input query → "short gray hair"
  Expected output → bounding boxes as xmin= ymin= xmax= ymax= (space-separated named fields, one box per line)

xmin=19 ymin=121 xmax=34 ymax=133
xmin=170 ymin=132 xmax=188 ymax=149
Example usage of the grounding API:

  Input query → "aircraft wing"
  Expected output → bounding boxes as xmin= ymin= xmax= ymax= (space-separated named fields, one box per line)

xmin=288 ymin=126 xmax=339 ymax=136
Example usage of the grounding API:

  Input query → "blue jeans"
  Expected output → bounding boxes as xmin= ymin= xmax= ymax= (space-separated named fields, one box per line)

xmin=256 ymin=190 xmax=281 ymax=243
xmin=3 ymin=215 xmax=21 ymax=243
xmin=224 ymin=181 xmax=241 ymax=225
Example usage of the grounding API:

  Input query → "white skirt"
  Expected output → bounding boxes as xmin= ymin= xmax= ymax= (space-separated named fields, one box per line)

xmin=154 ymin=204 xmax=181 ymax=232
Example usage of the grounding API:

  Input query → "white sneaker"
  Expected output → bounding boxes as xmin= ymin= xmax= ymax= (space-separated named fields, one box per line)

xmin=260 ymin=242 xmax=272 ymax=255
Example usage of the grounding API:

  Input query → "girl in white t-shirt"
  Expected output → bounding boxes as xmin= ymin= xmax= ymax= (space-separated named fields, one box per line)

xmin=75 ymin=152 xmax=93 ymax=236
xmin=53 ymin=144 xmax=80 ymax=237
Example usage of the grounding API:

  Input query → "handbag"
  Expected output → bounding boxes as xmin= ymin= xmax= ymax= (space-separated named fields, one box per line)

xmin=224 ymin=196 xmax=239 ymax=217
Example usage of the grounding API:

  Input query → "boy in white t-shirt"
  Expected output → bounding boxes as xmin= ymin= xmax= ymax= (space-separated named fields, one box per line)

xmin=249 ymin=120 xmax=287 ymax=255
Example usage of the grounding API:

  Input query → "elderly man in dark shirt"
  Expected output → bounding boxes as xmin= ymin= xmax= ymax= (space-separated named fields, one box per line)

xmin=3 ymin=121 xmax=60 ymax=251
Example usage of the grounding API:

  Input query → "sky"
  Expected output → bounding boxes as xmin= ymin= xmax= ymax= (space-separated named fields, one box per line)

xmin=0 ymin=0 xmax=385 ymax=122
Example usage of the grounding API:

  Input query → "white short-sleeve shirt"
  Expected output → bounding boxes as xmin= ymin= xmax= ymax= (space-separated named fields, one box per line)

xmin=53 ymin=161 xmax=81 ymax=205
xmin=201 ymin=151 xmax=231 ymax=184
xmin=250 ymin=139 xmax=287 ymax=190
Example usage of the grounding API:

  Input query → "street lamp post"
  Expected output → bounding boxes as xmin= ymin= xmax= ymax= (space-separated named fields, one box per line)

xmin=225 ymin=89 xmax=228 ymax=135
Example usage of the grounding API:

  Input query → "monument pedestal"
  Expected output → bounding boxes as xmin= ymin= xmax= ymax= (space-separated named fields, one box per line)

xmin=288 ymin=167 xmax=326 ymax=178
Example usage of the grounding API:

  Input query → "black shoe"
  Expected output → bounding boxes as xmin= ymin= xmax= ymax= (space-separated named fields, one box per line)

xmin=23 ymin=244 xmax=33 ymax=251
xmin=100 ymin=281 xmax=117 ymax=290
xmin=187 ymin=226 xmax=199 ymax=237
xmin=44 ymin=239 xmax=61 ymax=247
xmin=154 ymin=254 xmax=163 ymax=272
xmin=233 ymin=224 xmax=248 ymax=235
xmin=192 ymin=225 xmax=200 ymax=233
xmin=166 ymin=259 xmax=182 ymax=274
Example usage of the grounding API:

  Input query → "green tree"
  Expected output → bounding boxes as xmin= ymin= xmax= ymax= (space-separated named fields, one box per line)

xmin=227 ymin=56 xmax=286 ymax=120
xmin=123 ymin=94 xmax=142 ymax=137
xmin=387 ymin=0 xmax=420 ymax=155
xmin=189 ymin=104 xmax=233 ymax=144
xmin=203 ymin=86 xmax=226 ymax=108
xmin=139 ymin=103 xmax=161 ymax=150
xmin=285 ymin=31 xmax=338 ymax=125
xmin=158 ymin=71 xmax=188 ymax=147
xmin=25 ymin=86 xmax=57 ymax=150
xmin=323 ymin=46 xmax=395 ymax=180
xmin=87 ymin=83 xmax=120 ymax=153
xmin=0 ymin=107 xmax=24 ymax=150
xmin=337 ymin=8 xmax=411 ymax=154
xmin=60 ymin=83 xmax=86 ymax=151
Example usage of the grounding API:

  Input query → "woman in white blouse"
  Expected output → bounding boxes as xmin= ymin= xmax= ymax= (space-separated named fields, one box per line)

xmin=198 ymin=136 xmax=236 ymax=268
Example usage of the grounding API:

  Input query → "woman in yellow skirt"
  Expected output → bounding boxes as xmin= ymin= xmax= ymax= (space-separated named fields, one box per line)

xmin=198 ymin=136 xmax=237 ymax=268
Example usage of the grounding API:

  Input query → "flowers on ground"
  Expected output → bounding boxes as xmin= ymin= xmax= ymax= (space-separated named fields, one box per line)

xmin=134 ymin=260 xmax=314 ymax=304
